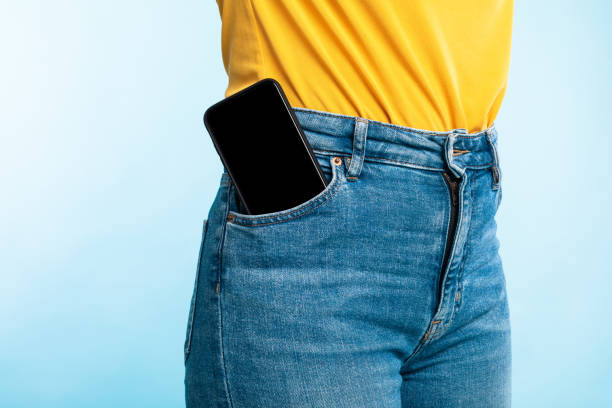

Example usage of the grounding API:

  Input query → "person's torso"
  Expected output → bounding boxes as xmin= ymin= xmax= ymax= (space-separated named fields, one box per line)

xmin=215 ymin=0 xmax=513 ymax=133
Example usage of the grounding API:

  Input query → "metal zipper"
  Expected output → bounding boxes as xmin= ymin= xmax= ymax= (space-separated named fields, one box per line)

xmin=438 ymin=170 xmax=461 ymax=305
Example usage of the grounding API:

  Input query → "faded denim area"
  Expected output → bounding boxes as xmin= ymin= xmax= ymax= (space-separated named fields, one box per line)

xmin=185 ymin=107 xmax=510 ymax=408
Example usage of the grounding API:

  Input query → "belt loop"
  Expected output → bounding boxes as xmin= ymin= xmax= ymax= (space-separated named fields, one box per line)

xmin=346 ymin=118 xmax=368 ymax=181
xmin=485 ymin=129 xmax=501 ymax=190
xmin=443 ymin=133 xmax=465 ymax=179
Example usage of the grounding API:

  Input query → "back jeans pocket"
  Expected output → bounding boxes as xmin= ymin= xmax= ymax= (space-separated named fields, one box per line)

xmin=184 ymin=218 xmax=208 ymax=364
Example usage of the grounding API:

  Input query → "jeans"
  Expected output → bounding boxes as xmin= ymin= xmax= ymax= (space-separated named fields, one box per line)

xmin=184 ymin=106 xmax=511 ymax=407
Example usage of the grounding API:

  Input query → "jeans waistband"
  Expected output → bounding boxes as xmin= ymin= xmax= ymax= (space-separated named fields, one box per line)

xmin=292 ymin=106 xmax=501 ymax=184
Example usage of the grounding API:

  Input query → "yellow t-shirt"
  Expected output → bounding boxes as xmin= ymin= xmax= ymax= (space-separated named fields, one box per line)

xmin=215 ymin=0 xmax=514 ymax=133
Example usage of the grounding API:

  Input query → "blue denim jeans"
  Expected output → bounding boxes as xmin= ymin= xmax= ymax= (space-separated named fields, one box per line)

xmin=184 ymin=107 xmax=511 ymax=407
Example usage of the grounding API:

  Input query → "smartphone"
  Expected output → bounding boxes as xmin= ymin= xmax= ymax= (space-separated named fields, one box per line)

xmin=203 ymin=78 xmax=328 ymax=215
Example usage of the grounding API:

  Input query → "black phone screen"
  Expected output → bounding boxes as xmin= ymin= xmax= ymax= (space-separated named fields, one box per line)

xmin=204 ymin=78 xmax=328 ymax=215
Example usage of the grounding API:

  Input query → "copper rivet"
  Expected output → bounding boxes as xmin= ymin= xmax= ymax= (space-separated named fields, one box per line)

xmin=227 ymin=213 xmax=234 ymax=222
xmin=333 ymin=156 xmax=342 ymax=166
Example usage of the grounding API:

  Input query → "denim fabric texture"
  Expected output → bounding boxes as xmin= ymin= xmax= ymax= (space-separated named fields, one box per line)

xmin=184 ymin=106 xmax=511 ymax=407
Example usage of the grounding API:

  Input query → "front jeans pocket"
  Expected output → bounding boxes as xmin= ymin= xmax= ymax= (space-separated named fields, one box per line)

xmin=184 ymin=218 xmax=208 ymax=364
xmin=225 ymin=154 xmax=347 ymax=228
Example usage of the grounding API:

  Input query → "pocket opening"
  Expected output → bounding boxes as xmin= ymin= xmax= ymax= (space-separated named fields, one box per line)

xmin=226 ymin=155 xmax=346 ymax=227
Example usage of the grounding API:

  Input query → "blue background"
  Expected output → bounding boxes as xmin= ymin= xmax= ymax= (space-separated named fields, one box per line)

xmin=1 ymin=1 xmax=610 ymax=406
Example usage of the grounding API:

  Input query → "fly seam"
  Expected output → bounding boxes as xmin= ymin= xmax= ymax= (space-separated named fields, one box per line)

xmin=453 ymin=172 xmax=475 ymax=316
xmin=430 ymin=170 xmax=465 ymax=340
